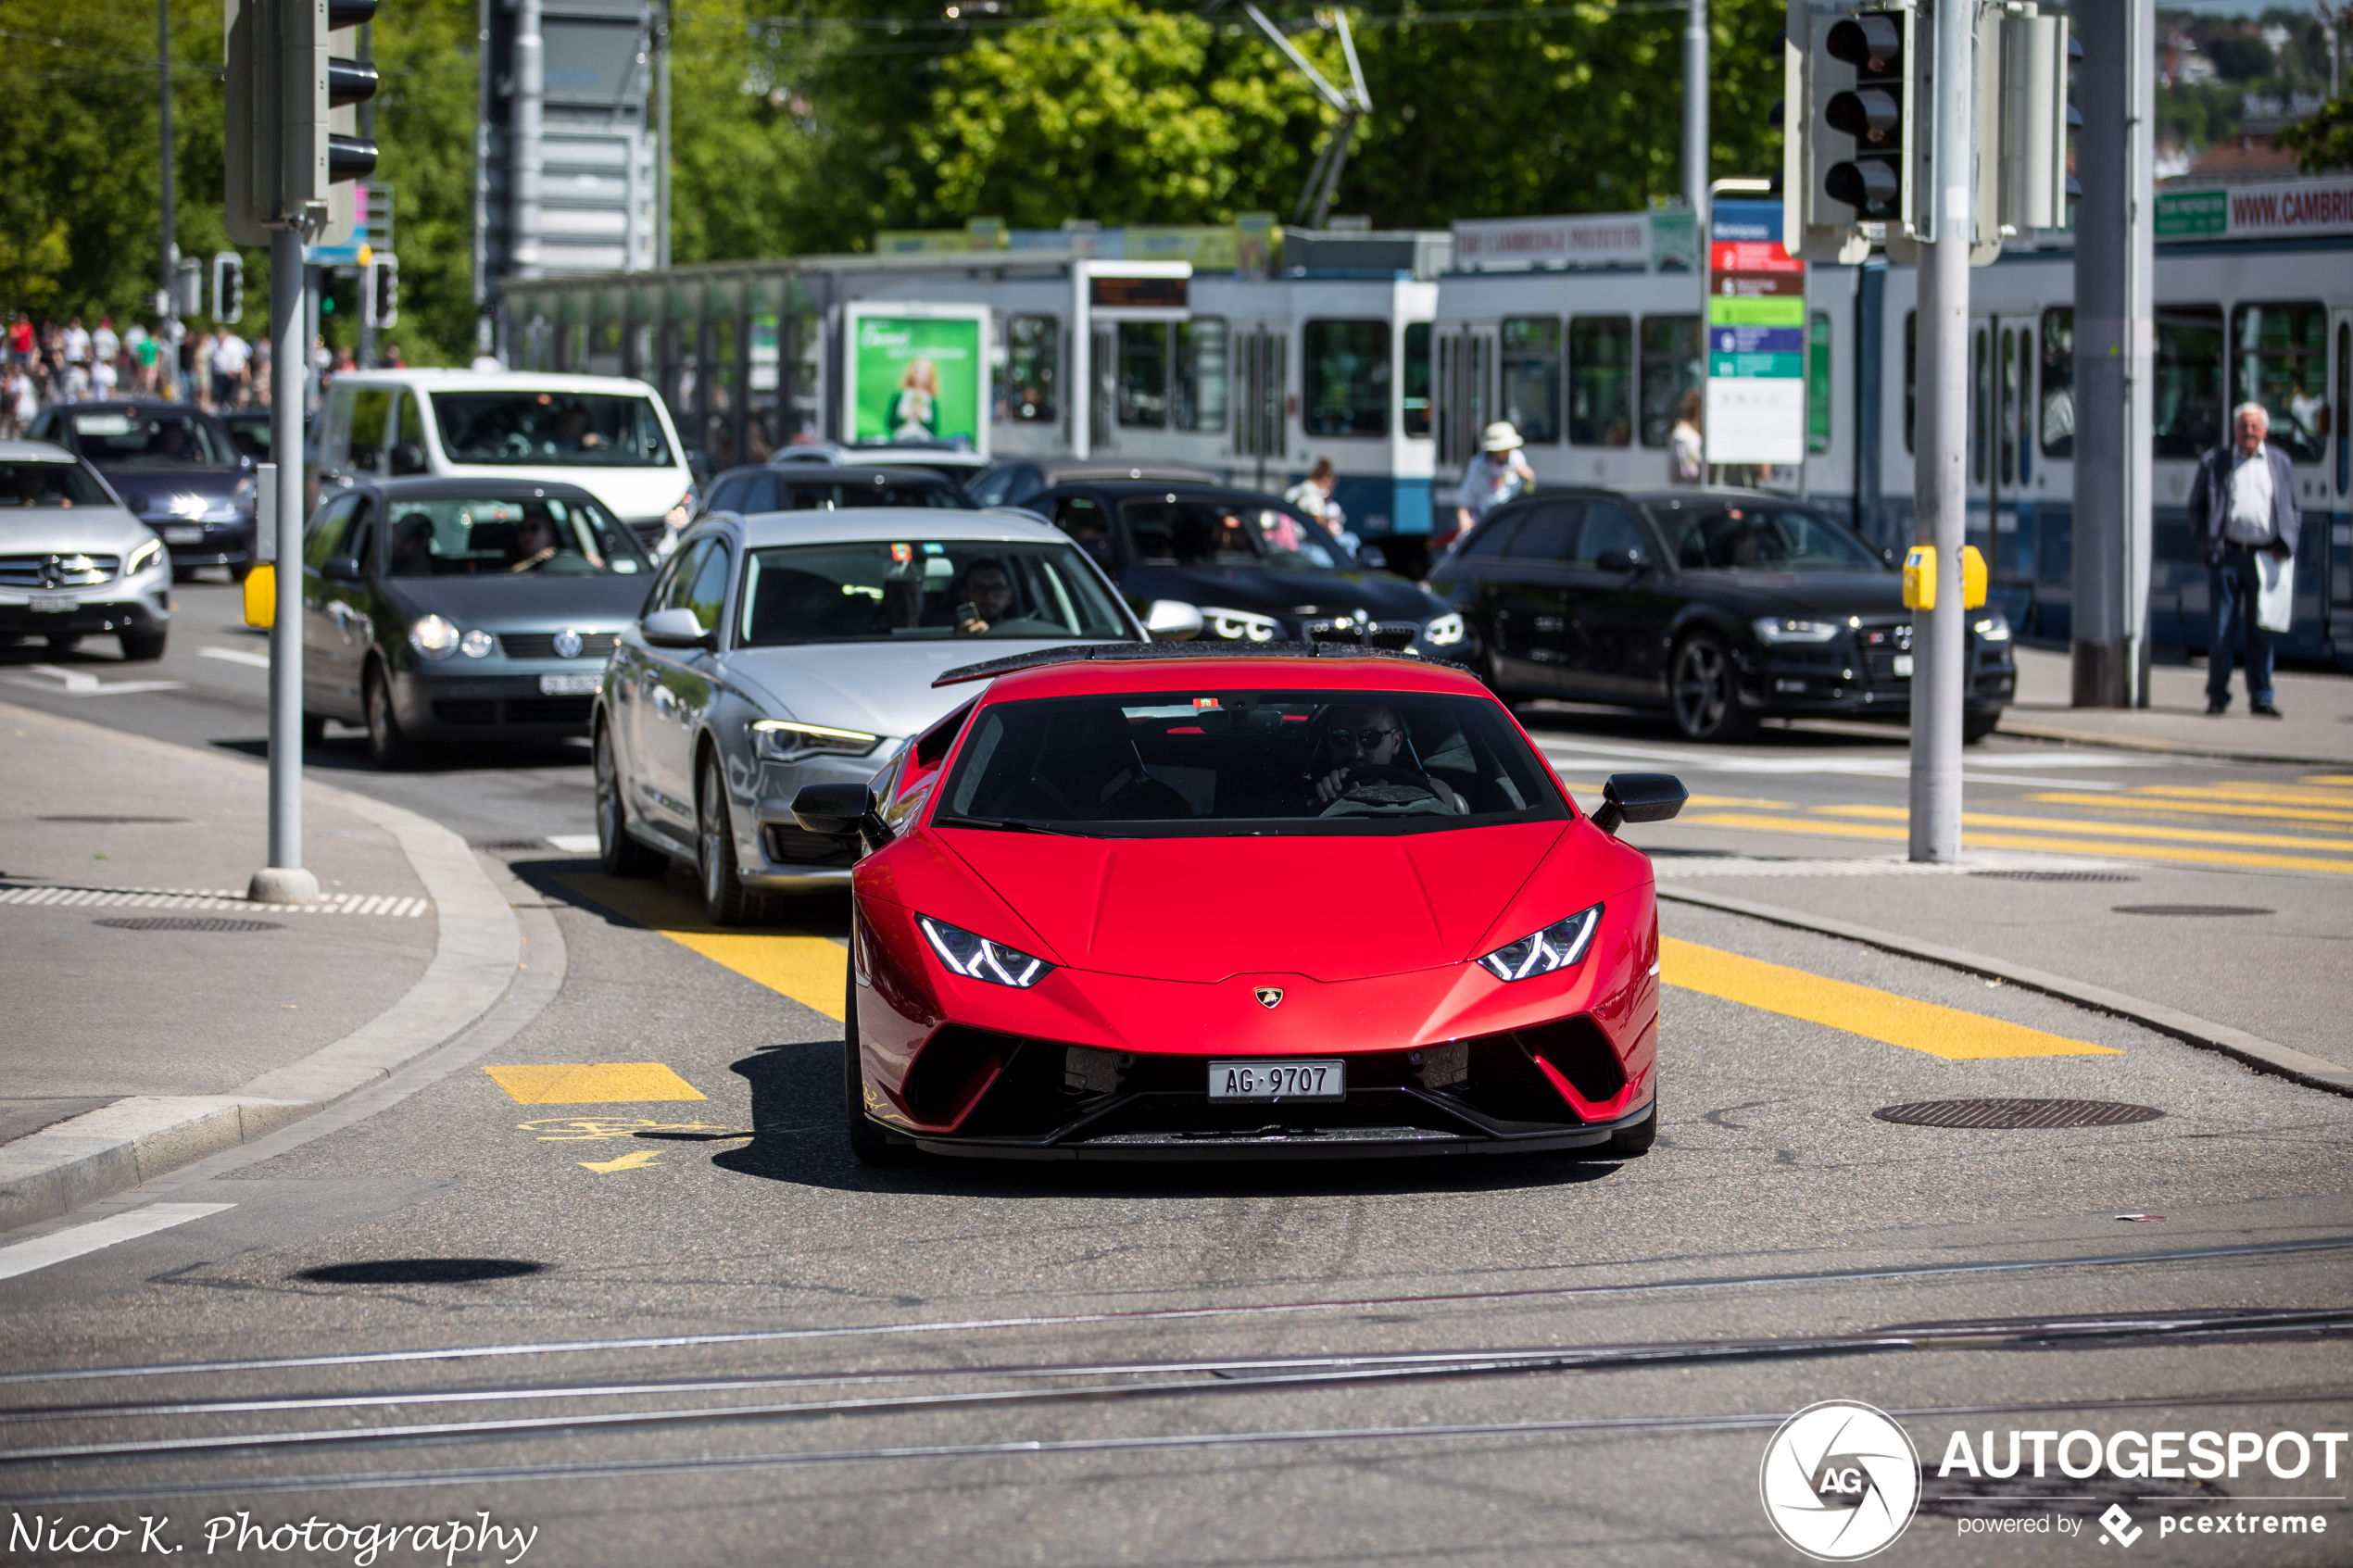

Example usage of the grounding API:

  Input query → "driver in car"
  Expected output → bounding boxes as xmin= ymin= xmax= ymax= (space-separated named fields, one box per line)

xmin=952 ymin=558 xmax=1017 ymax=634
xmin=1311 ymin=705 xmax=1465 ymax=812
xmin=509 ymin=504 xmax=561 ymax=572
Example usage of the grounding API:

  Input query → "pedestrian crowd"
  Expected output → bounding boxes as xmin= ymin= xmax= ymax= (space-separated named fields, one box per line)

xmin=0 ymin=309 xmax=282 ymax=440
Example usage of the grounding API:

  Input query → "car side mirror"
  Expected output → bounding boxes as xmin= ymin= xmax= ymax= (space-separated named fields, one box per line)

xmin=1355 ymin=545 xmax=1389 ymax=571
xmin=1592 ymin=772 xmax=1687 ymax=834
xmin=1596 ymin=547 xmax=1646 ymax=573
xmin=790 ymin=782 xmax=887 ymax=854
xmin=641 ymin=606 xmax=713 ymax=649
xmin=1143 ymin=599 xmax=1203 ymax=643
xmin=321 ymin=555 xmax=362 ymax=582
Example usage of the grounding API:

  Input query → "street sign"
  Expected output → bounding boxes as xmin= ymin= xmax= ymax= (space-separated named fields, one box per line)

xmin=1704 ymin=197 xmax=1806 ymax=467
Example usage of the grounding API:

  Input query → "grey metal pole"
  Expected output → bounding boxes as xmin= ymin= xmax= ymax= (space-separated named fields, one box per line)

xmin=159 ymin=0 xmax=179 ymax=395
xmin=356 ymin=20 xmax=375 ymax=370
xmin=250 ymin=225 xmax=319 ymax=907
xmin=473 ymin=0 xmax=492 ymax=356
xmin=1683 ymin=0 xmax=1710 ymax=215
xmin=514 ymin=0 xmax=544 ymax=278
xmin=2070 ymin=0 xmax=2155 ymax=708
xmin=1908 ymin=0 xmax=1972 ymax=863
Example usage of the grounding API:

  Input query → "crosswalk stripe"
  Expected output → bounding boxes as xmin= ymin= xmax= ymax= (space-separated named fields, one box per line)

xmin=2123 ymin=783 xmax=2353 ymax=809
xmin=1682 ymin=809 xmax=2353 ymax=875
xmin=552 ymin=872 xmax=847 ymax=1021
xmin=1814 ymin=804 xmax=2353 ymax=855
xmin=2023 ymin=792 xmax=2353 ymax=828
xmin=1660 ymin=937 xmax=2117 ymax=1060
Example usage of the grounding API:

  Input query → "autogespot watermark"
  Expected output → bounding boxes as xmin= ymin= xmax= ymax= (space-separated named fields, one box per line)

xmin=6 ymin=1512 xmax=540 ymax=1565
xmin=1760 ymin=1400 xmax=1924 ymax=1560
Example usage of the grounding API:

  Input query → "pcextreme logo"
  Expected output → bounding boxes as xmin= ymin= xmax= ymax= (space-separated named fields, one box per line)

xmin=1760 ymin=1400 xmax=1923 ymax=1561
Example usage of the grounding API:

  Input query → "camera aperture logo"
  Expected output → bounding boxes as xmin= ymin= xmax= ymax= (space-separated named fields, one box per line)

xmin=1760 ymin=1400 xmax=1922 ymax=1561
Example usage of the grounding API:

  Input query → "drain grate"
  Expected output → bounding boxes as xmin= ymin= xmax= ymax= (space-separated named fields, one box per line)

xmin=38 ymin=815 xmax=192 ymax=824
xmin=1875 ymin=1098 xmax=2164 ymax=1130
xmin=2113 ymin=904 xmax=2273 ymax=917
xmin=1969 ymin=870 xmax=2137 ymax=884
xmin=93 ymin=916 xmax=283 ymax=934
xmin=468 ymin=839 xmax=547 ymax=852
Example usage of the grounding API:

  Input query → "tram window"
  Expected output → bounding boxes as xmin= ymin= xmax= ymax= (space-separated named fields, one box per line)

xmin=1807 ymin=313 xmax=1832 ymax=455
xmin=1116 ymin=322 xmax=1169 ymax=429
xmin=2040 ymin=308 xmax=2073 ymax=458
xmin=2338 ymin=322 xmax=2350 ymax=495
xmin=2154 ymin=306 xmax=2225 ymax=461
xmin=1500 ymin=317 xmax=1562 ymax=445
xmin=1567 ymin=317 xmax=1632 ymax=447
xmin=1970 ymin=327 xmax=1989 ymax=485
xmin=1904 ymin=311 xmax=1916 ymax=456
xmin=1302 ymin=320 xmax=1390 ymax=439
xmin=1175 ymin=318 xmax=1227 ymax=433
xmin=2231 ymin=302 xmax=2329 ymax=463
xmin=1403 ymin=322 xmax=1432 ymax=440
xmin=1638 ymin=316 xmax=1703 ymax=448
xmin=1002 ymin=315 xmax=1060 ymax=425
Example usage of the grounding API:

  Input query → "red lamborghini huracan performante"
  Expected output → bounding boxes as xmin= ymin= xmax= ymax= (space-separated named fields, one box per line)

xmin=791 ymin=644 xmax=1686 ymax=1162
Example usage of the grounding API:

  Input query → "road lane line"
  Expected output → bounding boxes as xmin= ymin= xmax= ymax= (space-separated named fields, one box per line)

xmin=0 ymin=1203 xmax=236 ymax=1284
xmin=2023 ymin=792 xmax=2353 ymax=827
xmin=1818 ymin=803 xmax=2353 ymax=855
xmin=577 ymin=1148 xmax=663 ymax=1173
xmin=1679 ymin=811 xmax=2353 ymax=875
xmin=198 ymin=646 xmax=271 ymax=669
xmin=1658 ymin=936 xmax=2118 ymax=1060
xmin=544 ymin=834 xmax=600 ymax=853
xmin=482 ymin=1063 xmax=707 ymax=1104
xmin=553 ymin=872 xmax=847 ymax=1020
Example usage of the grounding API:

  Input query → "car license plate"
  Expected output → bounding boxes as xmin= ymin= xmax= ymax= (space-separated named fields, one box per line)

xmin=1208 ymin=1060 xmax=1345 ymax=1102
xmin=163 ymin=526 xmax=205 ymax=544
xmin=1892 ymin=654 xmax=1915 ymax=678
xmin=539 ymin=672 xmax=601 ymax=696
xmin=28 ymin=593 xmax=78 ymax=614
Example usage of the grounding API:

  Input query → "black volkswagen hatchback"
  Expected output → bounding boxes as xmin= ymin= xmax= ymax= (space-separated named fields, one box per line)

xmin=1430 ymin=487 xmax=2015 ymax=742
xmin=1026 ymin=481 xmax=1472 ymax=664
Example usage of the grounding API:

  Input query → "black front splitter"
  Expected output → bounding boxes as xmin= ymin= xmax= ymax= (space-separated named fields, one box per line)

xmin=900 ymin=1098 xmax=1653 ymax=1162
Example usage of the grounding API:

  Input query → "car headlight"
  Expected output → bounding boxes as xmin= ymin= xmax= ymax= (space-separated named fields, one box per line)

xmin=409 ymin=614 xmax=462 ymax=659
xmin=1753 ymin=617 xmax=1841 ymax=645
xmin=1478 ymin=903 xmax=1603 ymax=983
xmin=664 ymin=487 xmax=696 ymax=530
xmin=167 ymin=494 xmax=208 ymax=520
xmin=1423 ymin=611 xmax=1466 ymax=646
xmin=459 ymin=628 xmax=495 ymax=659
xmin=1972 ymin=611 xmax=2012 ymax=642
xmin=123 ymin=537 xmax=163 ymax=577
xmin=750 ymin=719 xmax=883 ymax=763
xmin=916 ymin=914 xmax=1053 ymax=988
xmin=1202 ymin=606 xmax=1280 ymax=643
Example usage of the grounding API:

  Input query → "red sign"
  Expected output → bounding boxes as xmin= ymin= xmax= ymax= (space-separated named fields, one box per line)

xmin=1710 ymin=240 xmax=1803 ymax=275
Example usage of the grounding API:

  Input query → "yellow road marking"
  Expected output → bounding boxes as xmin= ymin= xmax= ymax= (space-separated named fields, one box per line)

xmin=554 ymin=872 xmax=847 ymax=1020
xmin=578 ymin=1148 xmax=663 ymax=1173
xmin=484 ymin=1062 xmax=708 ymax=1104
xmin=2297 ymin=774 xmax=2353 ymax=787
xmin=1659 ymin=936 xmax=2116 ymax=1060
xmin=1677 ymin=811 xmax=2353 ymax=874
xmin=1815 ymin=803 xmax=2353 ymax=855
xmin=2124 ymin=783 xmax=2353 ymax=809
xmin=2022 ymin=792 xmax=2353 ymax=828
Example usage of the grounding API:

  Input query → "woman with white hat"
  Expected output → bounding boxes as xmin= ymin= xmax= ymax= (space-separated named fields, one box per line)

xmin=1450 ymin=420 xmax=1537 ymax=543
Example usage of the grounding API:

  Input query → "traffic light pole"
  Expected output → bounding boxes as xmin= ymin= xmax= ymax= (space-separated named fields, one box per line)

xmin=250 ymin=226 xmax=320 ymax=907
xmin=1908 ymin=0 xmax=1973 ymax=863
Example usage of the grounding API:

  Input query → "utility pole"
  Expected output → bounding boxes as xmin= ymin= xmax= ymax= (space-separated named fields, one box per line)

xmin=1684 ymin=0 xmax=1710 ymax=214
xmin=160 ymin=0 xmax=179 ymax=399
xmin=2072 ymin=0 xmax=2155 ymax=709
xmin=656 ymin=0 xmax=672 ymax=270
xmin=356 ymin=19 xmax=375 ymax=369
xmin=1908 ymin=0 xmax=1973 ymax=862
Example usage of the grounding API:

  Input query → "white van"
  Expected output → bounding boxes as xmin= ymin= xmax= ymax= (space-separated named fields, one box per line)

xmin=316 ymin=370 xmax=697 ymax=549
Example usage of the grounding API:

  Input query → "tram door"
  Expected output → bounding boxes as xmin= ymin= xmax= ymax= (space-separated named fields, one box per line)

xmin=1967 ymin=315 xmax=2037 ymax=588
xmin=1435 ymin=327 xmax=1495 ymax=477
xmin=1233 ymin=324 xmax=1287 ymax=491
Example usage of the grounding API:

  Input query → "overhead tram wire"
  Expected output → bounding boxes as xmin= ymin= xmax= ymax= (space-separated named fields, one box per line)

xmin=4 ymin=1233 xmax=2347 ymax=1390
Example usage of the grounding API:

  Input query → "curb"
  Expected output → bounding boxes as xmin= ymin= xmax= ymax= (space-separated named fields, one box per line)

xmin=0 ymin=704 xmax=521 ymax=1234
xmin=1656 ymin=884 xmax=2353 ymax=1098
xmin=1996 ymin=714 xmax=2353 ymax=769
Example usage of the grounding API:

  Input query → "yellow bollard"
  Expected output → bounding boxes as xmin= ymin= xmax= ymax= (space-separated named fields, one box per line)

xmin=243 ymin=562 xmax=275 ymax=629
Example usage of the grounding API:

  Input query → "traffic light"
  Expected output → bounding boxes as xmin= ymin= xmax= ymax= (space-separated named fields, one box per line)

xmin=224 ymin=0 xmax=379 ymax=244
xmin=363 ymin=254 xmax=398 ymax=329
xmin=1994 ymin=10 xmax=2079 ymax=233
xmin=213 ymin=253 xmax=245 ymax=323
xmin=1821 ymin=8 xmax=1915 ymax=228
xmin=174 ymin=257 xmax=204 ymax=318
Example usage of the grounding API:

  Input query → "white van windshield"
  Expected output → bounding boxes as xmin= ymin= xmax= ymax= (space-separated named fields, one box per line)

xmin=432 ymin=392 xmax=676 ymax=468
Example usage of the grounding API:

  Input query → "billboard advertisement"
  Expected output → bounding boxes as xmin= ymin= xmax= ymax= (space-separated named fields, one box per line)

xmin=842 ymin=306 xmax=989 ymax=455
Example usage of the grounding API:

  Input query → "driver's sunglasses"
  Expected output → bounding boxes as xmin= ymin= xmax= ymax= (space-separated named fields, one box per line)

xmin=1326 ymin=726 xmax=1400 ymax=749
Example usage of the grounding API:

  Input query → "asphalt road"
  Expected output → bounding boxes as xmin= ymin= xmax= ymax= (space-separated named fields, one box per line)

xmin=3 ymin=583 xmax=2349 ymax=1565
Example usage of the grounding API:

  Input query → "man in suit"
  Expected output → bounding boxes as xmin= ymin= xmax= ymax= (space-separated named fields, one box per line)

xmin=2186 ymin=402 xmax=2300 ymax=718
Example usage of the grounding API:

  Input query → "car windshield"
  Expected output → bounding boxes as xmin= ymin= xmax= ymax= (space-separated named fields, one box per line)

xmin=383 ymin=495 xmax=648 ymax=577
xmin=0 ymin=460 xmax=115 ymax=508
xmin=778 ymin=479 xmax=969 ymax=509
xmin=736 ymin=539 xmax=1134 ymax=646
xmin=221 ymin=414 xmax=271 ymax=459
xmin=1120 ymin=497 xmax=1340 ymax=570
xmin=939 ymin=689 xmax=1567 ymax=837
xmin=430 ymin=391 xmax=675 ymax=467
xmin=1653 ymin=502 xmax=1884 ymax=571
xmin=69 ymin=409 xmax=234 ymax=467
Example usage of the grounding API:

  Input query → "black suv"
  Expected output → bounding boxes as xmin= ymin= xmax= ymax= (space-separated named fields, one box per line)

xmin=27 ymin=401 xmax=257 ymax=582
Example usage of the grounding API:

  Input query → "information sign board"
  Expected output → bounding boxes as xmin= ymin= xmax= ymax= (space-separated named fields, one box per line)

xmin=840 ymin=304 xmax=989 ymax=455
xmin=1704 ymin=198 xmax=1806 ymax=467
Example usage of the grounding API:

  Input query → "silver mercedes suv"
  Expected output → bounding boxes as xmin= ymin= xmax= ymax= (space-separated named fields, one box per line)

xmin=0 ymin=440 xmax=172 ymax=660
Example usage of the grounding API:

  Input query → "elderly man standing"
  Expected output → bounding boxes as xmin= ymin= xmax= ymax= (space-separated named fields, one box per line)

xmin=2187 ymin=403 xmax=2300 ymax=718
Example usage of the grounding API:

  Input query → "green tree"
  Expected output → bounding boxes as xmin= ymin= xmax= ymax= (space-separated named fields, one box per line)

xmin=369 ymin=0 xmax=481 ymax=363
xmin=2280 ymin=97 xmax=2353 ymax=172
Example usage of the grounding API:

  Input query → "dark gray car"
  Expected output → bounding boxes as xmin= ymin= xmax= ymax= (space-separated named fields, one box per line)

xmin=296 ymin=477 xmax=654 ymax=766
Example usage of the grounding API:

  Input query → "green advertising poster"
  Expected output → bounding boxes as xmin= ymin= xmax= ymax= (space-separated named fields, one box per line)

xmin=848 ymin=308 xmax=987 ymax=450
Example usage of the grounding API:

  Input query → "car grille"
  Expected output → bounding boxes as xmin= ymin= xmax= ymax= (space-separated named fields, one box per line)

xmin=499 ymin=632 xmax=620 ymax=660
xmin=0 ymin=553 xmax=120 ymax=588
xmin=429 ymin=696 xmax=593 ymax=727
xmin=763 ymin=823 xmax=860 ymax=867
xmin=1302 ymin=618 xmax=1423 ymax=648
xmin=1854 ymin=620 xmax=1913 ymax=689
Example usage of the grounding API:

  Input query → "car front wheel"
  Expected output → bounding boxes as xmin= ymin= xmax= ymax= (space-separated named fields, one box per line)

xmin=365 ymin=664 xmax=420 ymax=769
xmin=698 ymin=756 xmax=765 ymax=926
xmin=1669 ymin=633 xmax=1755 ymax=743
xmin=596 ymin=725 xmax=665 ymax=877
